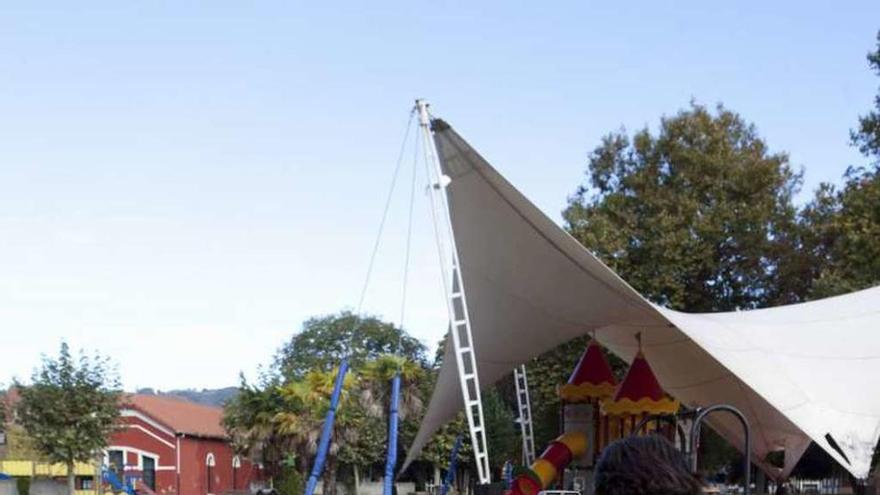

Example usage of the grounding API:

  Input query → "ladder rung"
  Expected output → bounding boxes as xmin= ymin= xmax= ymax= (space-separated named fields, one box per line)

xmin=466 ymin=400 xmax=480 ymax=407
xmin=454 ymin=319 xmax=467 ymax=326
xmin=462 ymin=373 xmax=475 ymax=380
xmin=459 ymin=346 xmax=471 ymax=353
xmin=452 ymin=292 xmax=462 ymax=298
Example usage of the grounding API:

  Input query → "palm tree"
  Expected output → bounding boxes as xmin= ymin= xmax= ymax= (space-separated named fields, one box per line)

xmin=222 ymin=380 xmax=290 ymax=483
xmin=225 ymin=357 xmax=428 ymax=495
xmin=359 ymin=354 xmax=426 ymax=421
xmin=276 ymin=367 xmax=360 ymax=495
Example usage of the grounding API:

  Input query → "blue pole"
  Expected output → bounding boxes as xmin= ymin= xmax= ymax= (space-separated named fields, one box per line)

xmin=383 ymin=373 xmax=402 ymax=495
xmin=440 ymin=436 xmax=462 ymax=495
xmin=304 ymin=359 xmax=350 ymax=495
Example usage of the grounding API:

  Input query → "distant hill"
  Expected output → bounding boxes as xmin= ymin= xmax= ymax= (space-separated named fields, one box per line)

xmin=135 ymin=387 xmax=238 ymax=407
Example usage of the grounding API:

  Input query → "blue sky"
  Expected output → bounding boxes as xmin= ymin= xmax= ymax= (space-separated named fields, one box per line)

xmin=1 ymin=2 xmax=878 ymax=390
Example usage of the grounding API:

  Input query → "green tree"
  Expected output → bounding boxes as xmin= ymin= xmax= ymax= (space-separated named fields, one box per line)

xmin=801 ymin=166 xmax=880 ymax=298
xmin=3 ymin=423 xmax=44 ymax=460
xmin=15 ymin=342 xmax=121 ymax=495
xmin=272 ymin=357 xmax=427 ymax=495
xmin=481 ymin=389 xmax=518 ymax=473
xmin=0 ymin=394 xmax=6 ymax=432
xmin=360 ymin=355 xmax=426 ymax=423
xmin=801 ymin=31 xmax=880 ymax=299
xmin=223 ymin=376 xmax=290 ymax=482
xmin=355 ymin=355 xmax=426 ymax=491
xmin=275 ymin=311 xmax=427 ymax=380
xmin=563 ymin=102 xmax=804 ymax=312
xmin=852 ymin=31 xmax=880 ymax=161
xmin=228 ymin=312 xmax=432 ymax=495
xmin=418 ymin=415 xmax=473 ymax=490
xmin=275 ymin=366 xmax=359 ymax=495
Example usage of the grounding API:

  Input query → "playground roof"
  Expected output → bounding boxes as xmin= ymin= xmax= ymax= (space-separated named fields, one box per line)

xmin=125 ymin=394 xmax=226 ymax=439
xmin=404 ymin=119 xmax=880 ymax=480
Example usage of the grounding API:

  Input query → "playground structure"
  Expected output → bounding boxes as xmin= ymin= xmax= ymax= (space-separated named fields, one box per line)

xmin=102 ymin=466 xmax=138 ymax=495
xmin=506 ymin=338 xmax=752 ymax=495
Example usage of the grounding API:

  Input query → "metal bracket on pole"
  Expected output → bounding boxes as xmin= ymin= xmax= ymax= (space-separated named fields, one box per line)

xmin=416 ymin=99 xmax=491 ymax=484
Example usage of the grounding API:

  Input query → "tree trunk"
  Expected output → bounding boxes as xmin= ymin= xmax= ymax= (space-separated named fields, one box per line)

xmin=67 ymin=460 xmax=76 ymax=495
xmin=95 ymin=454 xmax=105 ymax=495
xmin=353 ymin=464 xmax=360 ymax=495
xmin=322 ymin=455 xmax=338 ymax=495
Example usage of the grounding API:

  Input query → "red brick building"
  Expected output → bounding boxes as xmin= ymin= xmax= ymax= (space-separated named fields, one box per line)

xmin=111 ymin=394 xmax=261 ymax=495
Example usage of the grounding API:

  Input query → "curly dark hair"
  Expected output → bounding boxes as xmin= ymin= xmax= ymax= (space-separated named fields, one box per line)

xmin=594 ymin=435 xmax=703 ymax=495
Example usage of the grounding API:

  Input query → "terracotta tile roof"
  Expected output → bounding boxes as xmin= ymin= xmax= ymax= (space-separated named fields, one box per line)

xmin=124 ymin=394 xmax=227 ymax=439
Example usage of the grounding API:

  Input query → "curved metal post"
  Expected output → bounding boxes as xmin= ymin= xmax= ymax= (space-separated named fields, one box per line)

xmin=690 ymin=405 xmax=751 ymax=495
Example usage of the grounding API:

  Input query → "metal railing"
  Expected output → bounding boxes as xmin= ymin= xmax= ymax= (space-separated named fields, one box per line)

xmin=0 ymin=460 xmax=97 ymax=477
xmin=689 ymin=405 xmax=751 ymax=495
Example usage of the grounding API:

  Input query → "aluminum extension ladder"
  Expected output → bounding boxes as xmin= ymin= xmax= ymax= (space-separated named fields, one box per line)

xmin=514 ymin=365 xmax=537 ymax=465
xmin=417 ymin=99 xmax=491 ymax=484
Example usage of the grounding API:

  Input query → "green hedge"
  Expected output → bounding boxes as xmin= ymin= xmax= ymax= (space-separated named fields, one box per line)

xmin=16 ymin=477 xmax=30 ymax=495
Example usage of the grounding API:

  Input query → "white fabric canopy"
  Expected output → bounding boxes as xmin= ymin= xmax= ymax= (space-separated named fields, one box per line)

xmin=403 ymin=119 xmax=880 ymax=479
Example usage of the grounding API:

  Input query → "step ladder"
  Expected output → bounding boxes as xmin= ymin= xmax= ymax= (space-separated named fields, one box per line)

xmin=417 ymin=100 xmax=491 ymax=484
xmin=514 ymin=364 xmax=536 ymax=465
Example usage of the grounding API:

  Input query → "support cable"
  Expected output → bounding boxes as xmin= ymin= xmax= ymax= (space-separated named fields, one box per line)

xmin=305 ymin=109 xmax=416 ymax=495
xmin=356 ymin=109 xmax=417 ymax=315
xmin=384 ymin=110 xmax=421 ymax=495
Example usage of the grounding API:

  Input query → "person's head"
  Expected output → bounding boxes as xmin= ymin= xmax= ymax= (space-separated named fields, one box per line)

xmin=594 ymin=434 xmax=703 ymax=495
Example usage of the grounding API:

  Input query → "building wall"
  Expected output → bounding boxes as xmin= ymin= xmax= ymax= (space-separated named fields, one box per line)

xmin=2 ymin=399 xmax=257 ymax=495
xmin=109 ymin=411 xmax=256 ymax=495
xmin=178 ymin=436 xmax=254 ymax=495
xmin=108 ymin=414 xmax=179 ymax=494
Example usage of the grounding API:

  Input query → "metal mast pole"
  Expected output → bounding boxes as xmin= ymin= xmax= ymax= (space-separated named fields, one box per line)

xmin=416 ymin=99 xmax=491 ymax=484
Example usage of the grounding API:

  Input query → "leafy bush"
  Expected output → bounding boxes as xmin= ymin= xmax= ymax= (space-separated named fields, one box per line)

xmin=276 ymin=467 xmax=304 ymax=495
xmin=16 ymin=477 xmax=30 ymax=495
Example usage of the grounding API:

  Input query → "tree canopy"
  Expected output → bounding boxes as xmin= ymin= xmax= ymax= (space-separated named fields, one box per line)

xmin=852 ymin=31 xmax=880 ymax=162
xmin=801 ymin=32 xmax=880 ymax=299
xmin=274 ymin=311 xmax=428 ymax=381
xmin=564 ymin=103 xmax=804 ymax=312
xmin=226 ymin=312 xmax=432 ymax=495
xmin=15 ymin=342 xmax=121 ymax=495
